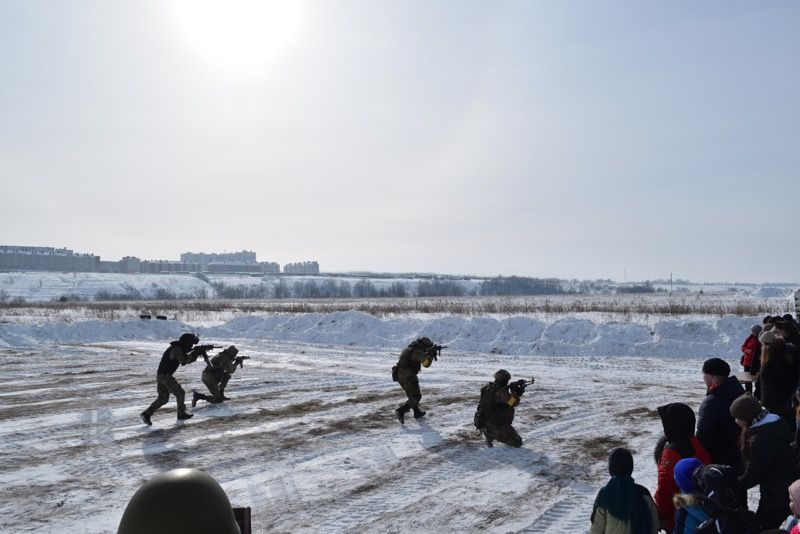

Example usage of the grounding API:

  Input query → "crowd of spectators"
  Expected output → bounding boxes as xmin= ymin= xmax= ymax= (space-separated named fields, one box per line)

xmin=591 ymin=314 xmax=800 ymax=534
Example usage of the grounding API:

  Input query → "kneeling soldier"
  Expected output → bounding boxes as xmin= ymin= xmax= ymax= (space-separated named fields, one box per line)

xmin=476 ymin=369 xmax=527 ymax=448
xmin=193 ymin=346 xmax=244 ymax=406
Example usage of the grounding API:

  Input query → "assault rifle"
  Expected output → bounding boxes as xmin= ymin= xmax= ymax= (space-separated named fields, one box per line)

xmin=234 ymin=356 xmax=250 ymax=369
xmin=509 ymin=377 xmax=535 ymax=396
xmin=192 ymin=344 xmax=222 ymax=366
xmin=429 ymin=344 xmax=447 ymax=361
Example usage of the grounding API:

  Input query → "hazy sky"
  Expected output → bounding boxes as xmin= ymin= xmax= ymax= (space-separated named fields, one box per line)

xmin=1 ymin=1 xmax=798 ymax=283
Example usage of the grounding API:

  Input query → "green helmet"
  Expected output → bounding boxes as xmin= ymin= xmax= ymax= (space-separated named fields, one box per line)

xmin=118 ymin=468 xmax=241 ymax=534
xmin=411 ymin=336 xmax=433 ymax=349
xmin=494 ymin=369 xmax=511 ymax=386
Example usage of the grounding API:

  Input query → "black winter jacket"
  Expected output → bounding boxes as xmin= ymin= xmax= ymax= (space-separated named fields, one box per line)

xmin=738 ymin=416 xmax=798 ymax=528
xmin=696 ymin=376 xmax=745 ymax=467
xmin=759 ymin=344 xmax=797 ymax=423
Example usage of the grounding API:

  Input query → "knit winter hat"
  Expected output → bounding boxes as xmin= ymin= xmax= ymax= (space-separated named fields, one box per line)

xmin=789 ymin=479 xmax=800 ymax=509
xmin=751 ymin=324 xmax=763 ymax=335
xmin=674 ymin=458 xmax=703 ymax=494
xmin=729 ymin=394 xmax=764 ymax=423
xmin=608 ymin=447 xmax=634 ymax=477
xmin=759 ymin=330 xmax=776 ymax=345
xmin=702 ymin=358 xmax=730 ymax=377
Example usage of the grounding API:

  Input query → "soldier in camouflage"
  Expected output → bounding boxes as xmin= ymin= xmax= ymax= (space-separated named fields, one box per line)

xmin=393 ymin=336 xmax=438 ymax=424
xmin=140 ymin=333 xmax=205 ymax=425
xmin=482 ymin=369 xmax=523 ymax=448
xmin=192 ymin=346 xmax=244 ymax=406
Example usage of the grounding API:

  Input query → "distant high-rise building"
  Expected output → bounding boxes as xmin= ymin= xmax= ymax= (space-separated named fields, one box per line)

xmin=283 ymin=261 xmax=320 ymax=275
xmin=0 ymin=245 xmax=99 ymax=272
xmin=180 ymin=250 xmax=257 ymax=270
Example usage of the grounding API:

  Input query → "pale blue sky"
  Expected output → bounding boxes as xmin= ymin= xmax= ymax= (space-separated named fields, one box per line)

xmin=1 ymin=1 xmax=798 ymax=282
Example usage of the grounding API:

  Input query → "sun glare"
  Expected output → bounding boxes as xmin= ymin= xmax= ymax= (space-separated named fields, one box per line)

xmin=169 ymin=0 xmax=305 ymax=74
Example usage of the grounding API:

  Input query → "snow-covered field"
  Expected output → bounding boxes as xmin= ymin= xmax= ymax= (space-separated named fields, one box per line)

xmin=0 ymin=306 xmax=773 ymax=533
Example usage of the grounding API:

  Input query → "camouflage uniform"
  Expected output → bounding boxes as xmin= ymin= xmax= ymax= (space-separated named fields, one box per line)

xmin=484 ymin=383 xmax=523 ymax=448
xmin=395 ymin=338 xmax=435 ymax=421
xmin=194 ymin=347 xmax=240 ymax=405
xmin=141 ymin=335 xmax=201 ymax=423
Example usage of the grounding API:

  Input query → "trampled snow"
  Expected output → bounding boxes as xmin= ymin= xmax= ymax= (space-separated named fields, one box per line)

xmin=0 ymin=307 xmax=777 ymax=532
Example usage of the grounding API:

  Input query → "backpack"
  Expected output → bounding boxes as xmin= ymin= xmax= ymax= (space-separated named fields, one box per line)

xmin=474 ymin=382 xmax=497 ymax=431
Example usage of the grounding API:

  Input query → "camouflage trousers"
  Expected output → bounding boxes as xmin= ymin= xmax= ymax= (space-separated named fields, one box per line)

xmin=398 ymin=371 xmax=422 ymax=411
xmin=195 ymin=371 xmax=231 ymax=404
xmin=484 ymin=423 xmax=522 ymax=448
xmin=144 ymin=374 xmax=187 ymax=416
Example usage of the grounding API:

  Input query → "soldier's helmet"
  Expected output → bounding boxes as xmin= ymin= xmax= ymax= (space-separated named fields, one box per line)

xmin=118 ymin=468 xmax=241 ymax=534
xmin=412 ymin=336 xmax=433 ymax=349
xmin=224 ymin=345 xmax=239 ymax=357
xmin=494 ymin=369 xmax=511 ymax=386
xmin=179 ymin=333 xmax=199 ymax=350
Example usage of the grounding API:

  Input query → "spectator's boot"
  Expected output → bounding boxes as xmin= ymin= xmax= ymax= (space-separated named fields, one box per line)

xmin=140 ymin=411 xmax=152 ymax=426
xmin=395 ymin=406 xmax=408 ymax=425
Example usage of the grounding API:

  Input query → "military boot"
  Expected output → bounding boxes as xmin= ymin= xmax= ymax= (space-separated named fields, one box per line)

xmin=191 ymin=390 xmax=199 ymax=408
xmin=219 ymin=389 xmax=230 ymax=401
xmin=412 ymin=408 xmax=427 ymax=419
xmin=177 ymin=412 xmax=194 ymax=421
xmin=140 ymin=411 xmax=152 ymax=426
xmin=395 ymin=406 xmax=408 ymax=425
xmin=485 ymin=434 xmax=494 ymax=448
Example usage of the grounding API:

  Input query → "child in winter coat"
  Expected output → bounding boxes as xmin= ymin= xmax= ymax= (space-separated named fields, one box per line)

xmin=692 ymin=463 xmax=761 ymax=534
xmin=653 ymin=403 xmax=711 ymax=531
xmin=590 ymin=447 xmax=659 ymax=534
xmin=672 ymin=457 xmax=709 ymax=534
xmin=780 ymin=479 xmax=800 ymax=533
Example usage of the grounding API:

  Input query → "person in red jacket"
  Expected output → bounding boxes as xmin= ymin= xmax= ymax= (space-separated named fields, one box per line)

xmin=741 ymin=324 xmax=763 ymax=373
xmin=653 ymin=402 xmax=711 ymax=532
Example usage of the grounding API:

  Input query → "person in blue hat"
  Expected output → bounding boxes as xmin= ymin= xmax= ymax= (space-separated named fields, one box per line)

xmin=672 ymin=457 xmax=709 ymax=534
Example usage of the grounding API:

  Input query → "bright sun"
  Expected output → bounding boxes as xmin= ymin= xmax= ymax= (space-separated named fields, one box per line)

xmin=169 ymin=0 xmax=305 ymax=74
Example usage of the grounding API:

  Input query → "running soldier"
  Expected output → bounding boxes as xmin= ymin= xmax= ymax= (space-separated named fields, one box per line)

xmin=192 ymin=346 xmax=245 ymax=406
xmin=393 ymin=336 xmax=443 ymax=424
xmin=474 ymin=369 xmax=528 ymax=448
xmin=139 ymin=333 xmax=209 ymax=425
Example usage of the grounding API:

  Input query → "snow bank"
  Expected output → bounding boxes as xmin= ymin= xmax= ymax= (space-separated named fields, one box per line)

xmin=0 ymin=309 xmax=760 ymax=358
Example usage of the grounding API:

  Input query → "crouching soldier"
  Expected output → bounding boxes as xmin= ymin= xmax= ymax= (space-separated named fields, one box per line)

xmin=193 ymin=346 xmax=244 ymax=406
xmin=474 ymin=369 xmax=528 ymax=448
xmin=393 ymin=336 xmax=442 ymax=424
xmin=140 ymin=333 xmax=206 ymax=425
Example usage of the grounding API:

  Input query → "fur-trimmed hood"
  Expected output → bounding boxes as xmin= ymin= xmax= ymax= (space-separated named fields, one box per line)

xmin=673 ymin=493 xmax=701 ymax=509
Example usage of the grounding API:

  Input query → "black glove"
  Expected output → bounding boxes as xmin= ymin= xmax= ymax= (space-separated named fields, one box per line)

xmin=512 ymin=380 xmax=527 ymax=396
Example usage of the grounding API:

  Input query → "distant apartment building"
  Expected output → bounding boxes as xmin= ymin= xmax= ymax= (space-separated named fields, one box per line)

xmin=207 ymin=261 xmax=280 ymax=274
xmin=180 ymin=250 xmax=257 ymax=271
xmin=118 ymin=256 xmax=142 ymax=274
xmin=283 ymin=261 xmax=320 ymax=275
xmin=140 ymin=260 xmax=200 ymax=273
xmin=0 ymin=245 xmax=99 ymax=272
xmin=1 ymin=245 xmax=285 ymax=275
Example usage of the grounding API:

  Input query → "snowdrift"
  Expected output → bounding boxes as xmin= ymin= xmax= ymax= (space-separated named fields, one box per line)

xmin=0 ymin=309 xmax=760 ymax=358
